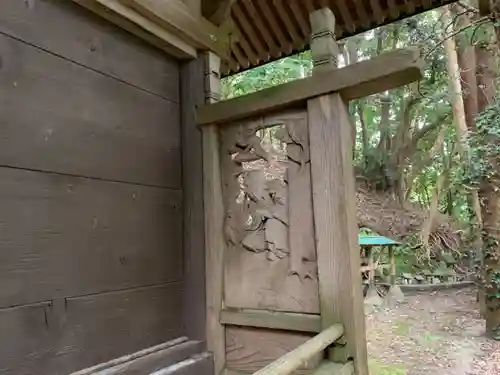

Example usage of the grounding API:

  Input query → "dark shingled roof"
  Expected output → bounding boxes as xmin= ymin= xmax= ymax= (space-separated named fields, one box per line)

xmin=220 ymin=0 xmax=455 ymax=76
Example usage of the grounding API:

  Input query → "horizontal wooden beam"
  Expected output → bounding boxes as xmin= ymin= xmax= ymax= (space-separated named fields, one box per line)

xmin=120 ymin=0 xmax=229 ymax=58
xmin=71 ymin=337 xmax=189 ymax=374
xmin=220 ymin=309 xmax=321 ymax=333
xmin=224 ymin=361 xmax=354 ymax=375
xmin=73 ymin=0 xmax=196 ymax=59
xmin=197 ymin=47 xmax=423 ymax=126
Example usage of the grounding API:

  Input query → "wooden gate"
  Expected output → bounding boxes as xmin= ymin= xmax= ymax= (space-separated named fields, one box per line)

xmin=197 ymin=9 xmax=423 ymax=375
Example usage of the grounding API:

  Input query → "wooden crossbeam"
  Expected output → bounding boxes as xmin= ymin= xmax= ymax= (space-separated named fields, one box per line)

xmin=73 ymin=0 xmax=197 ymax=58
xmin=197 ymin=47 xmax=423 ymax=126
xmin=119 ymin=0 xmax=230 ymax=58
xmin=220 ymin=309 xmax=321 ymax=333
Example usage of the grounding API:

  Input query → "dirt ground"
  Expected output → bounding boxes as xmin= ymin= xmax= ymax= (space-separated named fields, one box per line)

xmin=365 ymin=287 xmax=500 ymax=375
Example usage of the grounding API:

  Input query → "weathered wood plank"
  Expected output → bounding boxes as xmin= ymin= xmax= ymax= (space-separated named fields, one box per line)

xmin=0 ymin=167 xmax=182 ymax=308
xmin=71 ymin=337 xmax=189 ymax=374
xmin=148 ymin=353 xmax=213 ymax=375
xmin=225 ymin=327 xmax=322 ymax=375
xmin=220 ymin=309 xmax=321 ymax=333
xmin=120 ymin=0 xmax=229 ymax=58
xmin=73 ymin=0 xmax=197 ymax=60
xmin=202 ymin=52 xmax=226 ymax=375
xmin=0 ymin=0 xmax=180 ymax=101
xmin=180 ymin=57 xmax=206 ymax=341
xmin=82 ymin=340 xmax=203 ymax=374
xmin=0 ymin=33 xmax=181 ymax=188
xmin=197 ymin=47 xmax=423 ymax=126
xmin=252 ymin=325 xmax=344 ymax=375
xmin=0 ymin=284 xmax=183 ymax=375
xmin=307 ymin=93 xmax=368 ymax=373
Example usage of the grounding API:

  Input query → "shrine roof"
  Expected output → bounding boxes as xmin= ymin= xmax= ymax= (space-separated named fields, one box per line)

xmin=358 ymin=235 xmax=400 ymax=247
xmin=219 ymin=0 xmax=455 ymax=76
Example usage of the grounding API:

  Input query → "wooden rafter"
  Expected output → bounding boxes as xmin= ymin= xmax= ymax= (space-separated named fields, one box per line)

xmin=232 ymin=2 xmax=265 ymax=60
xmin=76 ymin=0 xmax=458 ymax=77
xmin=257 ymin=0 xmax=292 ymax=55
xmin=120 ymin=0 xmax=229 ymax=58
xmin=337 ymin=0 xmax=357 ymax=34
xmin=202 ymin=0 xmax=236 ymax=25
xmin=242 ymin=0 xmax=280 ymax=58
xmin=370 ymin=0 xmax=386 ymax=24
xmin=275 ymin=0 xmax=302 ymax=47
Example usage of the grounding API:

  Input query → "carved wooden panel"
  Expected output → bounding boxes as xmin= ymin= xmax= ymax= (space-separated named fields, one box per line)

xmin=220 ymin=109 xmax=319 ymax=313
xmin=225 ymin=326 xmax=321 ymax=374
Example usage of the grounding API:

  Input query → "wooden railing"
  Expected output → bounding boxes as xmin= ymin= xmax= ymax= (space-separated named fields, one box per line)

xmin=251 ymin=324 xmax=347 ymax=375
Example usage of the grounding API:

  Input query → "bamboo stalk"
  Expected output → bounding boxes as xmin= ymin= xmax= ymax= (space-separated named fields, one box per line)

xmin=252 ymin=324 xmax=344 ymax=375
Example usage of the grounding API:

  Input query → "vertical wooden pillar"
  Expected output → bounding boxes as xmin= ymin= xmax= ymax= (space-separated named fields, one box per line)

xmin=202 ymin=52 xmax=226 ymax=375
xmin=180 ymin=56 xmax=206 ymax=342
xmin=368 ymin=247 xmax=375 ymax=288
xmin=389 ymin=246 xmax=396 ymax=286
xmin=308 ymin=8 xmax=368 ymax=375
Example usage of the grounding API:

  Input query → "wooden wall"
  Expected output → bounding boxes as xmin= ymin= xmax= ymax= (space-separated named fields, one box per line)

xmin=0 ymin=0 xmax=185 ymax=373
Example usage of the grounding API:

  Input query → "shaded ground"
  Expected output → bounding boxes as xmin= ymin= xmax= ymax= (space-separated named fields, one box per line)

xmin=365 ymin=287 xmax=500 ymax=375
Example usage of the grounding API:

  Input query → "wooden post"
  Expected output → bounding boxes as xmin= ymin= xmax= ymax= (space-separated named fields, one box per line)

xmin=389 ymin=246 xmax=396 ymax=286
xmin=310 ymin=8 xmax=339 ymax=73
xmin=202 ymin=51 xmax=226 ymax=375
xmin=180 ymin=56 xmax=206 ymax=342
xmin=308 ymin=8 xmax=368 ymax=375
xmin=368 ymin=247 xmax=375 ymax=289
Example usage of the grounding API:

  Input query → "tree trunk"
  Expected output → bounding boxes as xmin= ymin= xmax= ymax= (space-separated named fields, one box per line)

xmin=475 ymin=7 xmax=500 ymax=338
xmin=421 ymin=172 xmax=447 ymax=257
xmin=452 ymin=4 xmax=479 ymax=131
xmin=443 ymin=7 xmax=469 ymax=146
xmin=444 ymin=5 xmax=486 ymax=312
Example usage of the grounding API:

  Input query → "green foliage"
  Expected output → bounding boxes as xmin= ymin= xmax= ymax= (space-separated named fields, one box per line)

xmin=368 ymin=360 xmax=407 ymax=375
xmin=221 ymin=7 xmax=475 ymax=231
xmin=463 ymin=100 xmax=500 ymax=188
xmin=392 ymin=320 xmax=411 ymax=336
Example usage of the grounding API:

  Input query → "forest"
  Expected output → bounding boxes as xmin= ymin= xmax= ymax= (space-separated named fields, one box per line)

xmin=221 ymin=1 xmax=500 ymax=339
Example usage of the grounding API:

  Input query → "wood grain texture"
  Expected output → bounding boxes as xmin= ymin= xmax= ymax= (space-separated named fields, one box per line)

xmin=197 ymin=47 xmax=423 ymax=126
xmin=220 ymin=309 xmax=321 ymax=333
xmin=224 ymin=250 xmax=319 ymax=313
xmin=71 ymin=337 xmax=189 ymax=374
xmin=252 ymin=324 xmax=344 ymax=375
xmin=0 ymin=167 xmax=182 ymax=308
xmin=148 ymin=353 xmax=213 ymax=375
xmin=88 ymin=340 xmax=203 ymax=374
xmin=0 ymin=0 xmax=180 ymax=101
xmin=202 ymin=52 xmax=226 ymax=375
xmin=225 ymin=327 xmax=320 ymax=374
xmin=72 ymin=0 xmax=197 ymax=60
xmin=120 ymin=0 xmax=228 ymax=58
xmin=0 ymin=284 xmax=183 ymax=375
xmin=180 ymin=57 xmax=207 ymax=342
xmin=307 ymin=94 xmax=368 ymax=374
xmin=221 ymin=110 xmax=319 ymax=314
xmin=0 ymin=33 xmax=181 ymax=188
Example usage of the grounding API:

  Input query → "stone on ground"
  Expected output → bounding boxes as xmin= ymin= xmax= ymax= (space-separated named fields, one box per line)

xmin=364 ymin=286 xmax=383 ymax=306
xmin=385 ymin=285 xmax=405 ymax=307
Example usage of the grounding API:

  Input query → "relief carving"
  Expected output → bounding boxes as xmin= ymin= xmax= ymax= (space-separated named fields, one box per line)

xmin=220 ymin=112 xmax=317 ymax=282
